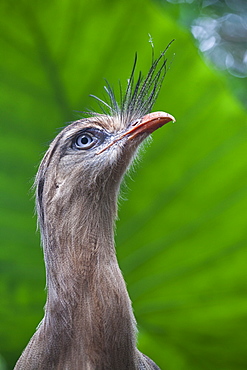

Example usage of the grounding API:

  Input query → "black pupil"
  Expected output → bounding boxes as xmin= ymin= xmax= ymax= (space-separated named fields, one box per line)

xmin=81 ymin=135 xmax=90 ymax=145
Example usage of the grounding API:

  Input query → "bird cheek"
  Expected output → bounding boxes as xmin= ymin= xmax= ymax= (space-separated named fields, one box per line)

xmin=105 ymin=150 xmax=121 ymax=167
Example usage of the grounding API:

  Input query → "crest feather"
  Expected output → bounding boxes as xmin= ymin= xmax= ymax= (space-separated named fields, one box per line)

xmin=90 ymin=40 xmax=174 ymax=123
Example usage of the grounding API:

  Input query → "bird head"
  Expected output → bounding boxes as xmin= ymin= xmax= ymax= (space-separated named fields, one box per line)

xmin=35 ymin=45 xmax=175 ymax=231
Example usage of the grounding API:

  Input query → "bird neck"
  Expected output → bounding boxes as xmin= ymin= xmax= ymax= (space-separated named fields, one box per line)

xmin=39 ymin=185 xmax=138 ymax=368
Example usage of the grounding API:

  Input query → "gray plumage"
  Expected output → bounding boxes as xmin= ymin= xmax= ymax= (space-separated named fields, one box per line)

xmin=14 ymin=46 xmax=175 ymax=370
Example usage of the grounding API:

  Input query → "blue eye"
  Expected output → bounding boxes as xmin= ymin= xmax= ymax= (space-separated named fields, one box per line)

xmin=75 ymin=133 xmax=95 ymax=149
xmin=72 ymin=128 xmax=107 ymax=150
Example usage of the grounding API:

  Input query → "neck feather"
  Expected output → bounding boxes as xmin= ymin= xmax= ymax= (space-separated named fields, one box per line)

xmin=36 ymin=180 xmax=138 ymax=369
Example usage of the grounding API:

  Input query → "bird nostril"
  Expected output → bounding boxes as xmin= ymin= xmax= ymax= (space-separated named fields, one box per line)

xmin=130 ymin=118 xmax=142 ymax=127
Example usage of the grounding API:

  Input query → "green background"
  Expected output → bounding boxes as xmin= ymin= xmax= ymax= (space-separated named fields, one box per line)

xmin=0 ymin=0 xmax=247 ymax=369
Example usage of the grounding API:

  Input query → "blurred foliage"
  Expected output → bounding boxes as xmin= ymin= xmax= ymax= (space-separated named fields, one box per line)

xmin=0 ymin=0 xmax=247 ymax=369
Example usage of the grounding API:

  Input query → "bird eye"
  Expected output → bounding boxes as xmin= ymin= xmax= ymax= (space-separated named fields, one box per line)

xmin=74 ymin=133 xmax=95 ymax=149
xmin=72 ymin=128 xmax=107 ymax=151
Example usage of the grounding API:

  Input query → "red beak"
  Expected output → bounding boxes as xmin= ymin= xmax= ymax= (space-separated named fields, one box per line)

xmin=96 ymin=111 xmax=175 ymax=154
xmin=125 ymin=111 xmax=175 ymax=139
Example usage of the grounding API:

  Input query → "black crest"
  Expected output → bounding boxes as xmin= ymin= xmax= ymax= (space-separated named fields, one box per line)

xmin=90 ymin=40 xmax=174 ymax=123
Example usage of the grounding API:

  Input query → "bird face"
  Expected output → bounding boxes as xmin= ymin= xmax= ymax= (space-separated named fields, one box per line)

xmin=36 ymin=45 xmax=175 ymax=215
xmin=45 ymin=111 xmax=174 ymax=193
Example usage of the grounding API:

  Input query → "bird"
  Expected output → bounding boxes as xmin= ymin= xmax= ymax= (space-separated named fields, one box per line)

xmin=14 ymin=45 xmax=175 ymax=370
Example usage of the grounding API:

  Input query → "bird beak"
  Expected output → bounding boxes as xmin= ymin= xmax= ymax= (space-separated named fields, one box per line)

xmin=96 ymin=111 xmax=175 ymax=155
xmin=125 ymin=111 xmax=175 ymax=140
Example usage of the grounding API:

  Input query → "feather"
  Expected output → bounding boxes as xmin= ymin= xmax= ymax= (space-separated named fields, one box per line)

xmin=90 ymin=40 xmax=174 ymax=123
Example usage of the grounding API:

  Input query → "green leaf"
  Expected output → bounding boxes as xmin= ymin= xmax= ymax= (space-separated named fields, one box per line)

xmin=0 ymin=0 xmax=247 ymax=368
